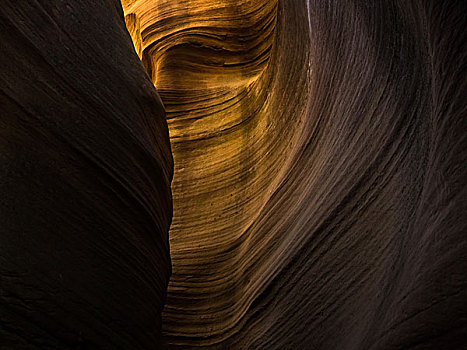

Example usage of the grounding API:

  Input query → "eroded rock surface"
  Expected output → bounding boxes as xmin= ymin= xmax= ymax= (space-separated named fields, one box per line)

xmin=0 ymin=1 xmax=172 ymax=348
xmin=123 ymin=0 xmax=467 ymax=348
xmin=1 ymin=0 xmax=466 ymax=349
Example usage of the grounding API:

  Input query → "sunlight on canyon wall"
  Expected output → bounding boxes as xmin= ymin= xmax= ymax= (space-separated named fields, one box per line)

xmin=122 ymin=0 xmax=467 ymax=348
xmin=122 ymin=0 xmax=313 ymax=346
xmin=1 ymin=0 xmax=465 ymax=349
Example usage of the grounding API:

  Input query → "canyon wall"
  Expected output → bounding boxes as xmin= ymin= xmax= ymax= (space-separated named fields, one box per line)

xmin=0 ymin=1 xmax=172 ymax=348
xmin=123 ymin=0 xmax=467 ymax=348
xmin=1 ymin=0 xmax=466 ymax=349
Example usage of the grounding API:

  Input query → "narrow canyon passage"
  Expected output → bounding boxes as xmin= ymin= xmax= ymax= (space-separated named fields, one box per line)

xmin=0 ymin=0 xmax=466 ymax=349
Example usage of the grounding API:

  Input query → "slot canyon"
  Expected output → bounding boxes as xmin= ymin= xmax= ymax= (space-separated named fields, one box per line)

xmin=1 ymin=0 xmax=466 ymax=349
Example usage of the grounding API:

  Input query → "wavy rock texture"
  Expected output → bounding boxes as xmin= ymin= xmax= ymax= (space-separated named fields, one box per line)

xmin=0 ymin=1 xmax=172 ymax=348
xmin=122 ymin=0 xmax=467 ymax=348
xmin=122 ymin=0 xmax=311 ymax=346
xmin=1 ymin=0 xmax=466 ymax=349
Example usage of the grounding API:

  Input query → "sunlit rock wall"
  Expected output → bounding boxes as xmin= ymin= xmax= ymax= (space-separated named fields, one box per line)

xmin=0 ymin=0 xmax=465 ymax=349
xmin=123 ymin=0 xmax=467 ymax=349
xmin=122 ymin=0 xmax=312 ymax=346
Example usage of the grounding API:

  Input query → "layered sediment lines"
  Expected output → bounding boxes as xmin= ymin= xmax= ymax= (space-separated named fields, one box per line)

xmin=122 ymin=0 xmax=312 ymax=346
xmin=0 ymin=1 xmax=173 ymax=348
xmin=1 ymin=0 xmax=466 ymax=349
xmin=123 ymin=0 xmax=467 ymax=348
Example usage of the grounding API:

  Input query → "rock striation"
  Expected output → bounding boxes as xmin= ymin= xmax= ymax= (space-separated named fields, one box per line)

xmin=1 ymin=0 xmax=466 ymax=349
xmin=123 ymin=0 xmax=467 ymax=348
xmin=0 ymin=1 xmax=172 ymax=348
xmin=122 ymin=0 xmax=311 ymax=346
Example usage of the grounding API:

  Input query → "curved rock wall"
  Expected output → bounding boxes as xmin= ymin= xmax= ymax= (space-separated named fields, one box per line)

xmin=0 ymin=1 xmax=173 ymax=348
xmin=1 ymin=0 xmax=466 ymax=349
xmin=123 ymin=0 xmax=467 ymax=348
xmin=122 ymin=0 xmax=313 ymax=346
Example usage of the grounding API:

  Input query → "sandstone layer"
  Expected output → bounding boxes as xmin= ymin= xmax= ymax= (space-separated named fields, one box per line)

xmin=123 ymin=0 xmax=467 ymax=348
xmin=0 ymin=1 xmax=173 ymax=348
xmin=1 ymin=0 xmax=466 ymax=349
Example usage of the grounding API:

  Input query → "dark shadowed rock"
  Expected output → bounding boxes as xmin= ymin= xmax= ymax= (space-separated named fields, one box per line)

xmin=1 ymin=0 xmax=466 ymax=349
xmin=0 ymin=1 xmax=172 ymax=349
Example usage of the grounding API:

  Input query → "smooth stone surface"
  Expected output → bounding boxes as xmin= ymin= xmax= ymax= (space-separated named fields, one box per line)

xmin=0 ymin=0 xmax=466 ymax=349
xmin=123 ymin=0 xmax=467 ymax=348
xmin=0 ymin=1 xmax=172 ymax=348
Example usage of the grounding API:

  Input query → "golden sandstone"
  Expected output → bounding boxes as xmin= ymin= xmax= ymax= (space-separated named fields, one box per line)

xmin=1 ymin=0 xmax=466 ymax=349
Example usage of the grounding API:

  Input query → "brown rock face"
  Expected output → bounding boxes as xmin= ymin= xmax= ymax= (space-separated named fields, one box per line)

xmin=123 ymin=0 xmax=467 ymax=348
xmin=1 ymin=0 xmax=467 ymax=349
xmin=122 ymin=0 xmax=313 ymax=346
xmin=0 ymin=1 xmax=172 ymax=348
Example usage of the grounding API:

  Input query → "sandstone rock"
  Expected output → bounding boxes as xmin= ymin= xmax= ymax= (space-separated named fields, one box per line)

xmin=123 ymin=0 xmax=467 ymax=348
xmin=1 ymin=0 xmax=466 ymax=349
xmin=0 ymin=1 xmax=172 ymax=348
